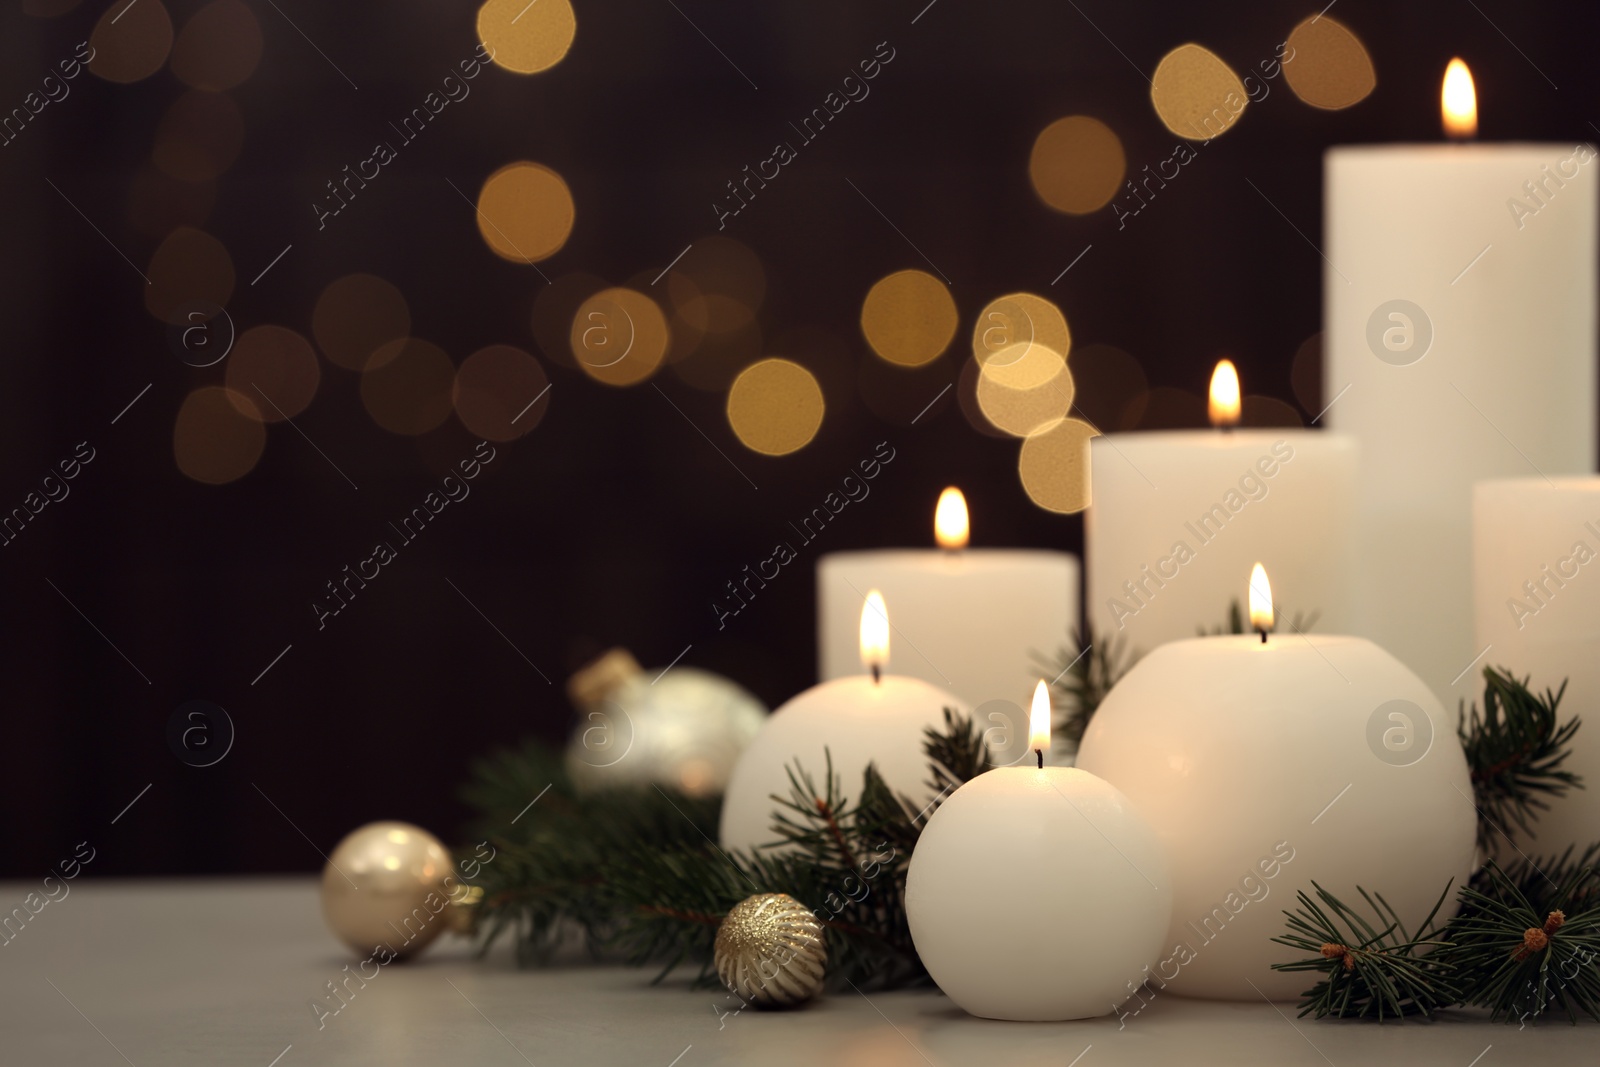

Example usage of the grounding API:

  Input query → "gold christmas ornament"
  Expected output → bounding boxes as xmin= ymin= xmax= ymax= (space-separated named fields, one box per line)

xmin=714 ymin=893 xmax=827 ymax=1007
xmin=565 ymin=648 xmax=766 ymax=797
xmin=320 ymin=821 xmax=454 ymax=959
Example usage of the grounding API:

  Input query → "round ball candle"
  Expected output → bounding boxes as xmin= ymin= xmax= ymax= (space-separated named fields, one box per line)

xmin=1076 ymin=566 xmax=1477 ymax=1000
xmin=1087 ymin=362 xmax=1358 ymax=656
xmin=721 ymin=592 xmax=967 ymax=852
xmin=907 ymin=682 xmax=1173 ymax=1021
xmin=1326 ymin=61 xmax=1597 ymax=699
xmin=818 ymin=487 xmax=1078 ymax=718
xmin=1473 ymin=477 xmax=1600 ymax=854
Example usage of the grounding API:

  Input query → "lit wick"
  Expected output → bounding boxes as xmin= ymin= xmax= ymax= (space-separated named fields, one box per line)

xmin=1029 ymin=680 xmax=1051 ymax=771
xmin=935 ymin=487 xmax=969 ymax=554
xmin=1441 ymin=58 xmax=1477 ymax=142
xmin=1209 ymin=359 xmax=1241 ymax=433
xmin=1248 ymin=562 xmax=1274 ymax=646
xmin=860 ymin=590 xmax=890 ymax=687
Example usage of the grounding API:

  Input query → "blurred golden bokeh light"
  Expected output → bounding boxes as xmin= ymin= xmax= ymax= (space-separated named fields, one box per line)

xmin=152 ymin=91 xmax=244 ymax=182
xmin=972 ymin=292 xmax=1072 ymax=367
xmin=145 ymin=226 xmax=234 ymax=323
xmin=860 ymin=269 xmax=957 ymax=367
xmin=1283 ymin=15 xmax=1376 ymax=110
xmin=976 ymin=344 xmax=1076 ymax=437
xmin=1017 ymin=416 xmax=1098 ymax=514
xmin=1151 ymin=43 xmax=1247 ymax=140
xmin=361 ymin=339 xmax=456 ymax=435
xmin=226 ymin=326 xmax=321 ymax=423
xmin=726 ymin=358 xmax=824 ymax=455
xmin=1029 ymin=116 xmax=1126 ymax=215
xmin=170 ymin=0 xmax=263 ymax=91
xmin=476 ymin=0 xmax=577 ymax=75
xmin=88 ymin=0 xmax=174 ymax=83
xmin=455 ymin=344 xmax=550 ymax=441
xmin=476 ymin=162 xmax=575 ymax=264
xmin=312 ymin=274 xmax=412 ymax=371
xmin=174 ymin=386 xmax=265 ymax=485
xmin=569 ymin=287 xmax=671 ymax=387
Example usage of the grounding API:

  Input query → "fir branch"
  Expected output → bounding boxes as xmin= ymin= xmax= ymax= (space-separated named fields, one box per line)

xmin=1459 ymin=667 xmax=1582 ymax=853
xmin=1470 ymin=843 xmax=1600 ymax=921
xmin=1037 ymin=625 xmax=1138 ymax=749
xmin=1271 ymin=880 xmax=1459 ymax=1020
xmin=461 ymin=710 xmax=991 ymax=991
xmin=1439 ymin=860 xmax=1600 ymax=1024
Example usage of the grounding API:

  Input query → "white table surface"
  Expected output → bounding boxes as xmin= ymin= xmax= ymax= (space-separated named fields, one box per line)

xmin=2 ymin=878 xmax=1590 ymax=1065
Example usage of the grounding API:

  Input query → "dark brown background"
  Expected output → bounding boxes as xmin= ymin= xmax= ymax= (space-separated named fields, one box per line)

xmin=1 ymin=0 xmax=1595 ymax=876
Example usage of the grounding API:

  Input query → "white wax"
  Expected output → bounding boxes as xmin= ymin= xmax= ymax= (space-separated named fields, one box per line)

xmin=1326 ymin=143 xmax=1597 ymax=701
xmin=1086 ymin=430 xmax=1356 ymax=654
xmin=906 ymin=766 xmax=1172 ymax=1021
xmin=1077 ymin=634 xmax=1476 ymax=1000
xmin=719 ymin=675 xmax=966 ymax=852
xmin=817 ymin=549 xmax=1078 ymax=716
xmin=1473 ymin=477 xmax=1600 ymax=853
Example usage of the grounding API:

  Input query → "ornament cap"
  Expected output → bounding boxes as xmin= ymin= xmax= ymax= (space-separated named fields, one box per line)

xmin=567 ymin=648 xmax=645 ymax=708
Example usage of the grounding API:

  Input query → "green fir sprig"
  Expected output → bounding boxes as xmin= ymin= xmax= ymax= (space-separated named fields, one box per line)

xmin=1037 ymin=624 xmax=1137 ymax=749
xmin=460 ymin=708 xmax=989 ymax=989
xmin=1271 ymin=881 xmax=1459 ymax=1020
xmin=1459 ymin=667 xmax=1582 ymax=853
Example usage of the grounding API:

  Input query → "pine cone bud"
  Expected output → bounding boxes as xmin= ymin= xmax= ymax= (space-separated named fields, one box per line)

xmin=1515 ymin=926 xmax=1550 ymax=960
xmin=1545 ymin=910 xmax=1566 ymax=935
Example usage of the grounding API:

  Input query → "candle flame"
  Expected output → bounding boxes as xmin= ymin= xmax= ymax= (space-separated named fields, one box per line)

xmin=1248 ymin=563 xmax=1274 ymax=635
xmin=1029 ymin=679 xmax=1051 ymax=756
xmin=1441 ymin=58 xmax=1477 ymax=139
xmin=1209 ymin=359 xmax=1241 ymax=428
xmin=934 ymin=487 xmax=969 ymax=550
xmin=860 ymin=590 xmax=890 ymax=675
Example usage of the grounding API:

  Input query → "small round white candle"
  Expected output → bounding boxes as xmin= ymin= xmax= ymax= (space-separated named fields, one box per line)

xmin=907 ymin=682 xmax=1173 ymax=1021
xmin=1077 ymin=566 xmax=1477 ymax=1000
xmin=721 ymin=592 xmax=968 ymax=851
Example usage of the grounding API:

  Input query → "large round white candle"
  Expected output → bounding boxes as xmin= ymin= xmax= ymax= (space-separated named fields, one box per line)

xmin=721 ymin=592 xmax=967 ymax=852
xmin=1326 ymin=61 xmax=1597 ymax=701
xmin=1087 ymin=362 xmax=1357 ymax=654
xmin=1473 ymin=477 xmax=1600 ymax=853
xmin=1077 ymin=567 xmax=1476 ymax=1000
xmin=818 ymin=488 xmax=1078 ymax=719
xmin=907 ymin=682 xmax=1172 ymax=1021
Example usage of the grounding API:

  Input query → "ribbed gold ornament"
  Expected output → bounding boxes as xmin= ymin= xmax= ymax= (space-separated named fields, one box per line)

xmin=713 ymin=893 xmax=827 ymax=1007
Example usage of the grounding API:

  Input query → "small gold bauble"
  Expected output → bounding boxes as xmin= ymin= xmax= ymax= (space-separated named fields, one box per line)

xmin=714 ymin=892 xmax=827 ymax=1007
xmin=320 ymin=821 xmax=453 ymax=959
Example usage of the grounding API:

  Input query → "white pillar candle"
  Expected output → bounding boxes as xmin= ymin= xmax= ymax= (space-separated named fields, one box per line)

xmin=1325 ymin=61 xmax=1597 ymax=700
xmin=817 ymin=488 xmax=1078 ymax=718
xmin=1076 ymin=567 xmax=1476 ymax=1000
xmin=1087 ymin=362 xmax=1357 ymax=655
xmin=722 ymin=592 xmax=967 ymax=852
xmin=1473 ymin=477 xmax=1600 ymax=853
xmin=907 ymin=683 xmax=1172 ymax=1021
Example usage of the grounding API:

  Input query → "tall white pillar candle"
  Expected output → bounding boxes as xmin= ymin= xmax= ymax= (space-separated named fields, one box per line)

xmin=1325 ymin=63 xmax=1596 ymax=700
xmin=1473 ymin=477 xmax=1600 ymax=853
xmin=817 ymin=489 xmax=1078 ymax=721
xmin=1087 ymin=364 xmax=1358 ymax=655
